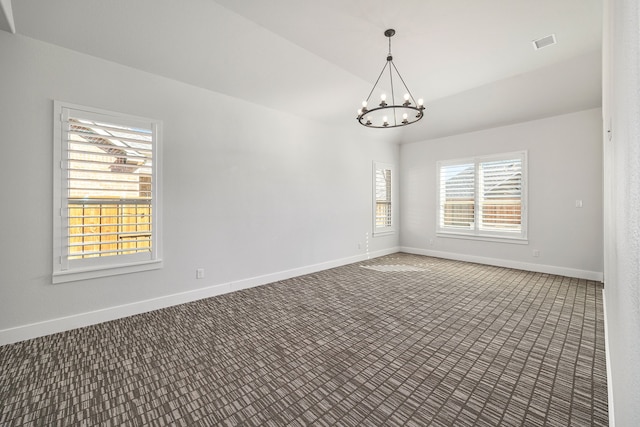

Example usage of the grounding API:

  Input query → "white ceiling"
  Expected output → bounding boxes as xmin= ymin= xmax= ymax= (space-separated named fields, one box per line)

xmin=6 ymin=0 xmax=603 ymax=143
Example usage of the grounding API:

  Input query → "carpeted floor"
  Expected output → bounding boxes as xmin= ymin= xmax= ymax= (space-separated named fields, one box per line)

xmin=0 ymin=253 xmax=608 ymax=426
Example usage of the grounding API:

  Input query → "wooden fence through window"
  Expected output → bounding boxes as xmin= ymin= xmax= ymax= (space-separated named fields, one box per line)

xmin=68 ymin=203 xmax=152 ymax=259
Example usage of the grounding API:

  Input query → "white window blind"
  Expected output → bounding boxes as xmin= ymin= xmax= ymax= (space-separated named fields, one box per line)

xmin=439 ymin=162 xmax=475 ymax=230
xmin=478 ymin=158 xmax=523 ymax=232
xmin=374 ymin=162 xmax=394 ymax=234
xmin=437 ymin=152 xmax=526 ymax=240
xmin=53 ymin=102 xmax=162 ymax=282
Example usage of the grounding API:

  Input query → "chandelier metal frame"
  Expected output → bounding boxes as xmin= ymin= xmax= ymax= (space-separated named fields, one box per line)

xmin=357 ymin=29 xmax=425 ymax=128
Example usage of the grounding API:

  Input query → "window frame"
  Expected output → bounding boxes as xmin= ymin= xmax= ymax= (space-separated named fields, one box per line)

xmin=53 ymin=101 xmax=163 ymax=283
xmin=373 ymin=161 xmax=395 ymax=236
xmin=436 ymin=151 xmax=527 ymax=243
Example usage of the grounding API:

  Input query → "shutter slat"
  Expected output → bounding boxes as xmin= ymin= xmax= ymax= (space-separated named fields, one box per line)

xmin=69 ymin=169 xmax=152 ymax=180
xmin=68 ymin=149 xmax=151 ymax=164
xmin=67 ymin=124 xmax=152 ymax=141
xmin=68 ymin=138 xmax=153 ymax=156
xmin=68 ymin=231 xmax=151 ymax=240
xmin=69 ymin=246 xmax=152 ymax=259
xmin=68 ymin=175 xmax=151 ymax=185
xmin=68 ymin=214 xmax=150 ymax=220
xmin=69 ymin=222 xmax=151 ymax=229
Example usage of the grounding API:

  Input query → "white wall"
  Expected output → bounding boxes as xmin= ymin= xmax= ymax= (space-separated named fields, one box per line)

xmin=602 ymin=0 xmax=640 ymax=424
xmin=0 ymin=32 xmax=400 ymax=343
xmin=400 ymin=109 xmax=603 ymax=280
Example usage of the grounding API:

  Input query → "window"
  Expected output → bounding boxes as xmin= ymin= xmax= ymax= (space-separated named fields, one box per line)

xmin=437 ymin=152 xmax=527 ymax=241
xmin=373 ymin=162 xmax=394 ymax=235
xmin=53 ymin=102 xmax=162 ymax=283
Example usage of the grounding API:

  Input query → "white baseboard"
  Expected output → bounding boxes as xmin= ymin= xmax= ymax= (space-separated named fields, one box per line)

xmin=400 ymin=247 xmax=604 ymax=282
xmin=2 ymin=245 xmax=603 ymax=347
xmin=602 ymin=289 xmax=615 ymax=427
xmin=0 ymin=247 xmax=399 ymax=346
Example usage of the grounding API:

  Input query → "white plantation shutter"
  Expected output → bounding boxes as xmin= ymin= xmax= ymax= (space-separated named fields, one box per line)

xmin=53 ymin=102 xmax=162 ymax=282
xmin=437 ymin=152 xmax=526 ymax=240
xmin=438 ymin=162 xmax=475 ymax=229
xmin=479 ymin=158 xmax=522 ymax=232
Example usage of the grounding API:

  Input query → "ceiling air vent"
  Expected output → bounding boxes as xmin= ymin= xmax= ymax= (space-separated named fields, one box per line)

xmin=532 ymin=34 xmax=557 ymax=50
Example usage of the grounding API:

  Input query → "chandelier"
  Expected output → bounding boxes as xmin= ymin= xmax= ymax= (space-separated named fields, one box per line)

xmin=357 ymin=29 xmax=425 ymax=128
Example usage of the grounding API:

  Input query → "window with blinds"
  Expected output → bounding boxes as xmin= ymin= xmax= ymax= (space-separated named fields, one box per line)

xmin=53 ymin=102 xmax=162 ymax=283
xmin=437 ymin=152 xmax=527 ymax=240
xmin=374 ymin=162 xmax=394 ymax=235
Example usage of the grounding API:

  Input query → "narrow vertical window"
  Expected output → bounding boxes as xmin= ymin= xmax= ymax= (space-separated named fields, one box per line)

xmin=53 ymin=102 xmax=162 ymax=283
xmin=374 ymin=162 xmax=394 ymax=235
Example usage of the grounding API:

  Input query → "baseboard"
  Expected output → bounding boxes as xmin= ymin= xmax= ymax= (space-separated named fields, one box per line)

xmin=400 ymin=247 xmax=604 ymax=281
xmin=602 ymin=289 xmax=615 ymax=427
xmin=0 ymin=247 xmax=399 ymax=346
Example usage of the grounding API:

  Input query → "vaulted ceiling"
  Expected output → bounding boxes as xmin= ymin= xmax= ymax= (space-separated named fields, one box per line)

xmin=4 ymin=0 xmax=602 ymax=143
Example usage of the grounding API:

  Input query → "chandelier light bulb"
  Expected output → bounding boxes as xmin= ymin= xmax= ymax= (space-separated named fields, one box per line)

xmin=379 ymin=93 xmax=388 ymax=107
xmin=362 ymin=101 xmax=368 ymax=107
xmin=418 ymin=98 xmax=424 ymax=106
xmin=358 ymin=108 xmax=363 ymax=115
xmin=404 ymin=93 xmax=410 ymax=101
xmin=403 ymin=113 xmax=408 ymax=119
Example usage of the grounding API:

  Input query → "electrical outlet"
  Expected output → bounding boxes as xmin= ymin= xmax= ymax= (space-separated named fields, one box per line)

xmin=532 ymin=249 xmax=540 ymax=257
xmin=196 ymin=268 xmax=205 ymax=279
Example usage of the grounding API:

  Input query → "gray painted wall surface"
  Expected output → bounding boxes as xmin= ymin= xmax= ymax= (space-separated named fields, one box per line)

xmin=400 ymin=109 xmax=604 ymax=278
xmin=603 ymin=0 xmax=640 ymax=424
xmin=0 ymin=32 xmax=399 ymax=333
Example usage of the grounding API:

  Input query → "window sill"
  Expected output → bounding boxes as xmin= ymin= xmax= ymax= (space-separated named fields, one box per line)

xmin=373 ymin=229 xmax=396 ymax=237
xmin=436 ymin=232 xmax=528 ymax=245
xmin=53 ymin=259 xmax=163 ymax=284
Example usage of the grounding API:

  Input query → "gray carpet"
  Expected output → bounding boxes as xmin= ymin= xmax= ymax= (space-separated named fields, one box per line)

xmin=0 ymin=253 xmax=608 ymax=426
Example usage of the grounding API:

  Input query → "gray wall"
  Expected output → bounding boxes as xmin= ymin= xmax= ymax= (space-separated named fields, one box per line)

xmin=399 ymin=109 xmax=604 ymax=279
xmin=0 ymin=32 xmax=399 ymax=342
xmin=603 ymin=0 xmax=640 ymax=424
